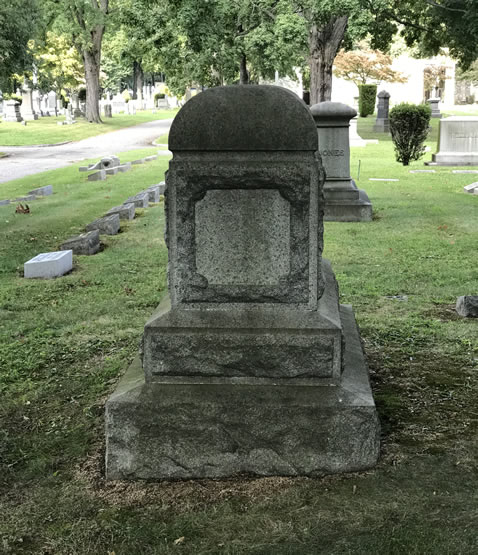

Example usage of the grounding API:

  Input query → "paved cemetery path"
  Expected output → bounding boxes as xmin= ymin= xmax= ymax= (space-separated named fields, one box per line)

xmin=0 ymin=118 xmax=173 ymax=184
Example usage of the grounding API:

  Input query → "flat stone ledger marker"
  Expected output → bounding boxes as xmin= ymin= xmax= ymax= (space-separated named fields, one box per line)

xmin=429 ymin=117 xmax=478 ymax=166
xmin=311 ymin=102 xmax=372 ymax=222
xmin=105 ymin=86 xmax=380 ymax=480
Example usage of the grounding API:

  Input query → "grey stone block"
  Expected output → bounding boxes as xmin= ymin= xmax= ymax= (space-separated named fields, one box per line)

xmin=105 ymin=167 xmax=119 ymax=175
xmin=131 ymin=158 xmax=145 ymax=165
xmin=145 ymin=155 xmax=158 ymax=162
xmin=28 ymin=185 xmax=53 ymax=196
xmin=324 ymin=188 xmax=373 ymax=222
xmin=145 ymin=186 xmax=160 ymax=202
xmin=0 ymin=199 xmax=11 ymax=206
xmin=79 ymin=166 xmax=89 ymax=172
xmin=14 ymin=195 xmax=36 ymax=202
xmin=142 ymin=261 xmax=343 ymax=384
xmin=60 ymin=230 xmax=100 ymax=255
xmin=86 ymin=214 xmax=120 ymax=235
xmin=125 ymin=192 xmax=149 ymax=208
xmin=105 ymin=305 xmax=380 ymax=480
xmin=106 ymin=203 xmax=135 ymax=220
xmin=456 ymin=296 xmax=478 ymax=317
xmin=88 ymin=170 xmax=106 ymax=181
xmin=24 ymin=250 xmax=72 ymax=279
xmin=117 ymin=163 xmax=132 ymax=173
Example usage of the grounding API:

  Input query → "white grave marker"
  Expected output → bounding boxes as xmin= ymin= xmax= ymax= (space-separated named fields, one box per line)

xmin=24 ymin=250 xmax=73 ymax=278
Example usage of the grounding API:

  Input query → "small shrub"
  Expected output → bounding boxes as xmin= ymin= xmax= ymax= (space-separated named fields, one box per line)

xmin=389 ymin=103 xmax=432 ymax=166
xmin=3 ymin=93 xmax=22 ymax=104
xmin=358 ymin=84 xmax=377 ymax=117
xmin=154 ymin=92 xmax=166 ymax=102
xmin=122 ymin=90 xmax=131 ymax=103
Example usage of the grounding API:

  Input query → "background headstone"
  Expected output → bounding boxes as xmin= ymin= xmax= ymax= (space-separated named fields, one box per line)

xmin=3 ymin=101 xmax=23 ymax=122
xmin=20 ymin=82 xmax=38 ymax=121
xmin=428 ymin=97 xmax=441 ymax=118
xmin=429 ymin=117 xmax=478 ymax=166
xmin=373 ymin=90 xmax=391 ymax=132
xmin=311 ymin=101 xmax=372 ymax=222
xmin=456 ymin=296 xmax=478 ymax=318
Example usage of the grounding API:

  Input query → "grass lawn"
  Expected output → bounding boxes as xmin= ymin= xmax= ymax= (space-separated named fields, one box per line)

xmin=1 ymin=126 xmax=478 ymax=553
xmin=0 ymin=110 xmax=177 ymax=147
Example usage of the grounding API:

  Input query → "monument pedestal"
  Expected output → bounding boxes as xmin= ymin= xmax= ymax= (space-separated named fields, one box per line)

xmin=427 ymin=116 xmax=478 ymax=166
xmin=106 ymin=304 xmax=379 ymax=480
xmin=106 ymin=261 xmax=379 ymax=480
xmin=105 ymin=85 xmax=379 ymax=481
xmin=323 ymin=181 xmax=372 ymax=222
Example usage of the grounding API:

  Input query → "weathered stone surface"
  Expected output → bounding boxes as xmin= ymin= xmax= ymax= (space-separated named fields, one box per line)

xmin=106 ymin=203 xmax=135 ymax=220
xmin=456 ymin=296 xmax=478 ymax=317
xmin=104 ymin=104 xmax=112 ymax=118
xmin=143 ymin=260 xmax=343 ymax=384
xmin=106 ymin=305 xmax=380 ymax=480
xmin=169 ymin=86 xmax=317 ymax=152
xmin=60 ymin=230 xmax=100 ymax=255
xmin=125 ymin=192 xmax=149 ymax=208
xmin=86 ymin=214 xmax=120 ymax=235
xmin=24 ymin=250 xmax=72 ymax=279
xmin=88 ymin=170 xmax=106 ymax=181
xmin=131 ymin=158 xmax=145 ymax=165
xmin=14 ymin=195 xmax=36 ymax=202
xmin=105 ymin=85 xmax=379 ymax=481
xmin=0 ymin=199 xmax=10 ymax=206
xmin=145 ymin=155 xmax=158 ymax=162
xmin=28 ymin=185 xmax=53 ymax=196
xmin=145 ymin=186 xmax=160 ymax=202
xmin=311 ymin=101 xmax=372 ymax=222
xmin=430 ymin=117 xmax=478 ymax=165
xmin=105 ymin=167 xmax=119 ymax=175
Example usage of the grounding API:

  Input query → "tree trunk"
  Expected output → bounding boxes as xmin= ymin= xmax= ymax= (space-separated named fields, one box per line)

xmin=83 ymin=26 xmax=104 ymax=123
xmin=132 ymin=61 xmax=138 ymax=99
xmin=239 ymin=53 xmax=249 ymax=85
xmin=308 ymin=16 xmax=348 ymax=104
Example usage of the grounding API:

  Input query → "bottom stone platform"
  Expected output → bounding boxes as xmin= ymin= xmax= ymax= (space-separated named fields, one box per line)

xmin=324 ymin=189 xmax=373 ymax=222
xmin=105 ymin=305 xmax=380 ymax=480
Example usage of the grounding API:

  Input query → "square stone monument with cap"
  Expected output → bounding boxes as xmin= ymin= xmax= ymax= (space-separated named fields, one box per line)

xmin=373 ymin=90 xmax=391 ymax=133
xmin=311 ymin=102 xmax=373 ymax=222
xmin=105 ymin=86 xmax=380 ymax=480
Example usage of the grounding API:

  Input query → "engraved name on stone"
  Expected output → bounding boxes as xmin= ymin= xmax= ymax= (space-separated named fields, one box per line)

xmin=319 ymin=149 xmax=345 ymax=156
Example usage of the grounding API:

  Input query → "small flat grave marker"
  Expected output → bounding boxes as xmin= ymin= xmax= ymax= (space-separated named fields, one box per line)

xmin=452 ymin=170 xmax=478 ymax=174
xmin=410 ymin=170 xmax=436 ymax=174
xmin=464 ymin=183 xmax=478 ymax=193
xmin=24 ymin=250 xmax=73 ymax=279
xmin=369 ymin=178 xmax=399 ymax=182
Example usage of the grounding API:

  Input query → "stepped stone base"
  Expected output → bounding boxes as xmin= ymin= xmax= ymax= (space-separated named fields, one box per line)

xmin=324 ymin=188 xmax=373 ymax=222
xmin=105 ymin=304 xmax=380 ymax=480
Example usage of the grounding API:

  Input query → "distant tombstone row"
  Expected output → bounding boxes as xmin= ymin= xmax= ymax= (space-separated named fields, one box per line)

xmin=373 ymin=90 xmax=390 ymax=133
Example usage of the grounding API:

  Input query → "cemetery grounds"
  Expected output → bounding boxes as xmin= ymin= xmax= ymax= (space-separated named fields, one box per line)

xmin=0 ymin=117 xmax=477 ymax=554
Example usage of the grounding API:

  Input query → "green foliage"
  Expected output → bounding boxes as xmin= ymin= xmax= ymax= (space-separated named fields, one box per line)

xmin=2 ymin=93 xmax=23 ymax=104
xmin=358 ymin=83 xmax=377 ymax=117
xmin=389 ymin=102 xmax=432 ymax=166
xmin=0 ymin=0 xmax=39 ymax=90
xmin=154 ymin=93 xmax=165 ymax=101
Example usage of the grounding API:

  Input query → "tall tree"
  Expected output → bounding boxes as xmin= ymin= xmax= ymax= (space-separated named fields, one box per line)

xmin=43 ymin=0 xmax=109 ymax=122
xmin=0 ymin=0 xmax=39 ymax=91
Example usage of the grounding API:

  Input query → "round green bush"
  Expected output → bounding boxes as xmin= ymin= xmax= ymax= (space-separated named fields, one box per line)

xmin=389 ymin=103 xmax=432 ymax=166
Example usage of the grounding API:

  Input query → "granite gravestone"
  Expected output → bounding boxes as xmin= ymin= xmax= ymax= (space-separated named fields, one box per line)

xmin=429 ymin=116 xmax=478 ymax=166
xmin=373 ymin=90 xmax=391 ymax=132
xmin=105 ymin=86 xmax=380 ymax=480
xmin=311 ymin=102 xmax=372 ymax=222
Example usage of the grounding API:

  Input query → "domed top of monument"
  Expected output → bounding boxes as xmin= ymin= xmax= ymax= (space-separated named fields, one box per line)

xmin=168 ymin=85 xmax=318 ymax=152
